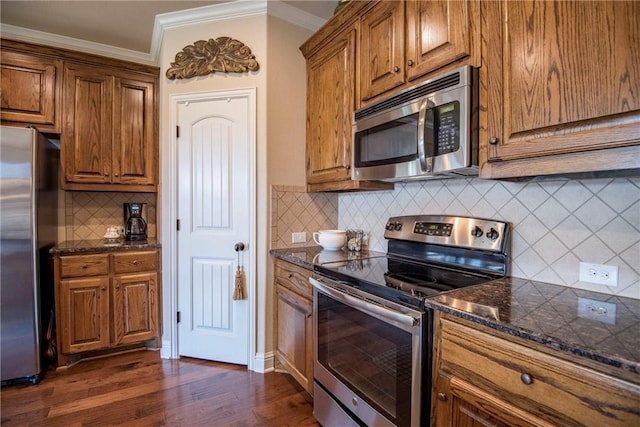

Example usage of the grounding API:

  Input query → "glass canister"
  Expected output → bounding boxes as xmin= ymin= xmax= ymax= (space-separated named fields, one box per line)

xmin=346 ymin=229 xmax=364 ymax=251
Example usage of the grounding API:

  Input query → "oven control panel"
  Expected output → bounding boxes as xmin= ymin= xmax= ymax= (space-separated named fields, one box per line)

xmin=385 ymin=215 xmax=510 ymax=253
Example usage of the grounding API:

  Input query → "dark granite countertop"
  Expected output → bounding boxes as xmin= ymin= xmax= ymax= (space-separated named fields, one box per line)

xmin=271 ymin=247 xmax=640 ymax=377
xmin=51 ymin=238 xmax=161 ymax=255
xmin=270 ymin=246 xmax=386 ymax=269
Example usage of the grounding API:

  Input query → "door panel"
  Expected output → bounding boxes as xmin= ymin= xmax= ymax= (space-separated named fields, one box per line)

xmin=177 ymin=92 xmax=252 ymax=364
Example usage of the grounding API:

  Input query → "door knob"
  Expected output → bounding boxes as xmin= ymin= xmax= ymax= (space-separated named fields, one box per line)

xmin=234 ymin=242 xmax=245 ymax=252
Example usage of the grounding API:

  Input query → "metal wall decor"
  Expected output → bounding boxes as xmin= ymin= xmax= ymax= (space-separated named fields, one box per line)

xmin=166 ymin=37 xmax=259 ymax=80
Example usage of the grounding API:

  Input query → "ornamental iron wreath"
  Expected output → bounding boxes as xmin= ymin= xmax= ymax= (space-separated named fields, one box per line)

xmin=166 ymin=37 xmax=259 ymax=80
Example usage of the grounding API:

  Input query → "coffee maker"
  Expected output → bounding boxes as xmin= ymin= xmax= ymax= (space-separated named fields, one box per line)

xmin=123 ymin=203 xmax=147 ymax=241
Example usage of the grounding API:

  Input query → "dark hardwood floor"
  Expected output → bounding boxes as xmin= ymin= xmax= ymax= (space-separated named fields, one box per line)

xmin=0 ymin=350 xmax=319 ymax=426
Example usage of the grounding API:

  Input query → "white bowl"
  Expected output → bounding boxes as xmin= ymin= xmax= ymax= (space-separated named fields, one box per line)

xmin=313 ymin=230 xmax=346 ymax=250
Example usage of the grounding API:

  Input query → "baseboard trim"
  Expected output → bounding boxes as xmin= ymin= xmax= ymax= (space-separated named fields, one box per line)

xmin=252 ymin=351 xmax=275 ymax=373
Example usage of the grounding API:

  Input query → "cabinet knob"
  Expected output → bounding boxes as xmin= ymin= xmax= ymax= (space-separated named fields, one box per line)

xmin=437 ymin=392 xmax=447 ymax=402
xmin=489 ymin=137 xmax=499 ymax=145
xmin=132 ymin=260 xmax=139 ymax=265
xmin=101 ymin=287 xmax=106 ymax=291
xmin=287 ymin=273 xmax=293 ymax=279
xmin=115 ymin=284 xmax=120 ymax=290
xmin=114 ymin=173 xmax=119 ymax=177
xmin=407 ymin=59 xmax=414 ymax=67
xmin=82 ymin=264 xmax=88 ymax=269
xmin=393 ymin=66 xmax=400 ymax=73
xmin=520 ymin=373 xmax=533 ymax=385
xmin=105 ymin=172 xmax=110 ymax=176
xmin=351 ymin=397 xmax=358 ymax=406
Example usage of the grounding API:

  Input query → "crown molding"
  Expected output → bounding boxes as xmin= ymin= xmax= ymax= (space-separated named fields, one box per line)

xmin=0 ymin=23 xmax=156 ymax=65
xmin=151 ymin=0 xmax=325 ymax=63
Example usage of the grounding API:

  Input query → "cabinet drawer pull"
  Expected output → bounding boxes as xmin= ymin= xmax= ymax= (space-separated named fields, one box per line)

xmin=437 ymin=392 xmax=447 ymax=402
xmin=520 ymin=373 xmax=533 ymax=385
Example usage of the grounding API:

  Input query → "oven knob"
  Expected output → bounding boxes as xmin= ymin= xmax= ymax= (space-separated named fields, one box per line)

xmin=386 ymin=222 xmax=394 ymax=231
xmin=471 ymin=226 xmax=483 ymax=238
xmin=394 ymin=223 xmax=403 ymax=231
xmin=487 ymin=228 xmax=500 ymax=240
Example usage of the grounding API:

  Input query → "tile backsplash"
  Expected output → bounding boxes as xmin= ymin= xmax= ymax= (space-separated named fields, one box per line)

xmin=64 ymin=192 xmax=157 ymax=241
xmin=337 ymin=176 xmax=639 ymax=299
xmin=271 ymin=185 xmax=338 ymax=249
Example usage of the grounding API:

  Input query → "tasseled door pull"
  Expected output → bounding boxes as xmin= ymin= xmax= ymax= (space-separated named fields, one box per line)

xmin=233 ymin=242 xmax=247 ymax=300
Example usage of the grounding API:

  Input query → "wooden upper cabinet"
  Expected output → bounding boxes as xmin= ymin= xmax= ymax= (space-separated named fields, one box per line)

xmin=62 ymin=64 xmax=157 ymax=191
xmin=360 ymin=1 xmax=406 ymax=101
xmin=305 ymin=25 xmax=357 ymax=189
xmin=0 ymin=50 xmax=62 ymax=132
xmin=113 ymin=76 xmax=156 ymax=186
xmin=360 ymin=0 xmax=479 ymax=103
xmin=406 ymin=0 xmax=475 ymax=81
xmin=63 ymin=64 xmax=113 ymax=185
xmin=301 ymin=2 xmax=395 ymax=192
xmin=481 ymin=0 xmax=640 ymax=178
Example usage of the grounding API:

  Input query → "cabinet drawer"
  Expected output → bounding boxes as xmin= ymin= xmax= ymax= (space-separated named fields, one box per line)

xmin=112 ymin=251 xmax=157 ymax=274
xmin=438 ymin=317 xmax=640 ymax=426
xmin=274 ymin=260 xmax=312 ymax=299
xmin=59 ymin=254 xmax=109 ymax=278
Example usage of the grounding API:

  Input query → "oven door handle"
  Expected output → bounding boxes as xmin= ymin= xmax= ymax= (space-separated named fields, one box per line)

xmin=310 ymin=277 xmax=419 ymax=328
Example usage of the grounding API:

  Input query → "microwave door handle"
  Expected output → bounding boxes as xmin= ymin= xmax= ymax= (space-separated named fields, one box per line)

xmin=418 ymin=99 xmax=436 ymax=173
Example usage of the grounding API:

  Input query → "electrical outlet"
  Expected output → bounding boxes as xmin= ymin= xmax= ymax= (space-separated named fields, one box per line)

xmin=291 ymin=232 xmax=306 ymax=244
xmin=578 ymin=262 xmax=618 ymax=287
xmin=577 ymin=297 xmax=616 ymax=325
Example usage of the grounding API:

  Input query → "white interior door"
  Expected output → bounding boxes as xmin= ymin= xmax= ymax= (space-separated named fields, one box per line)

xmin=177 ymin=91 xmax=253 ymax=364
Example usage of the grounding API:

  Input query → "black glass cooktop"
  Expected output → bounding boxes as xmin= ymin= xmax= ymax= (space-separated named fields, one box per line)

xmin=314 ymin=255 xmax=498 ymax=310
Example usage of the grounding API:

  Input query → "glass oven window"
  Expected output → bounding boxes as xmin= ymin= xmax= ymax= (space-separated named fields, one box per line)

xmin=355 ymin=114 xmax=418 ymax=167
xmin=316 ymin=292 xmax=412 ymax=426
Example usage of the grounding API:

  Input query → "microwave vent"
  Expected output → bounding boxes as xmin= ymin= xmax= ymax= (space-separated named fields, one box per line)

xmin=355 ymin=72 xmax=461 ymax=121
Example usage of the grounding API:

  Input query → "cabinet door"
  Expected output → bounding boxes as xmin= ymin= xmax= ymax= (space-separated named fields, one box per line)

xmin=62 ymin=64 xmax=113 ymax=185
xmin=432 ymin=373 xmax=546 ymax=427
xmin=481 ymin=0 xmax=640 ymax=178
xmin=359 ymin=0 xmax=405 ymax=101
xmin=0 ymin=51 xmax=61 ymax=132
xmin=275 ymin=284 xmax=313 ymax=394
xmin=59 ymin=277 xmax=110 ymax=354
xmin=112 ymin=272 xmax=158 ymax=345
xmin=406 ymin=0 xmax=476 ymax=81
xmin=113 ymin=75 xmax=156 ymax=186
xmin=306 ymin=25 xmax=357 ymax=188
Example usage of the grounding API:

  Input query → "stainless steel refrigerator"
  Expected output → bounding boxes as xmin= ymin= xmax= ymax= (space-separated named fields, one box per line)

xmin=1 ymin=126 xmax=58 ymax=385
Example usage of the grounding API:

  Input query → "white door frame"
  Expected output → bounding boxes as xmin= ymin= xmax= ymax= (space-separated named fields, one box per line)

xmin=164 ymin=88 xmax=257 ymax=370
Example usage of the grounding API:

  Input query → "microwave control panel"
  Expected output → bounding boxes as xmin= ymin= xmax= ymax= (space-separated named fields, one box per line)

xmin=434 ymin=101 xmax=460 ymax=155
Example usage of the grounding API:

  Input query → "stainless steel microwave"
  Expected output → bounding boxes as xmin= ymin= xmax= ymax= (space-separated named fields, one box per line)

xmin=352 ymin=65 xmax=479 ymax=182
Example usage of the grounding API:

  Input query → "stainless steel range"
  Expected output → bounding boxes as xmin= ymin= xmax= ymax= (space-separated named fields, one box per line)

xmin=310 ymin=215 xmax=510 ymax=427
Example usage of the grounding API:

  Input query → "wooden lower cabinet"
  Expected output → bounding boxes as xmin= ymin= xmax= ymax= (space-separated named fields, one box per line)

xmin=274 ymin=259 xmax=314 ymax=394
xmin=54 ymin=249 xmax=160 ymax=366
xmin=431 ymin=312 xmax=640 ymax=427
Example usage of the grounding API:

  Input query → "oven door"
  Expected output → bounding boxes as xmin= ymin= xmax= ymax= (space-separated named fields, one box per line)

xmin=310 ymin=275 xmax=426 ymax=427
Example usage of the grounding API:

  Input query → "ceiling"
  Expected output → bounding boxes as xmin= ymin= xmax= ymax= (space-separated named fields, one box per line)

xmin=0 ymin=1 xmax=335 ymax=55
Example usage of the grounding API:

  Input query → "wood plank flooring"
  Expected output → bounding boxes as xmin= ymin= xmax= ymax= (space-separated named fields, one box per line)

xmin=0 ymin=350 xmax=319 ymax=426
